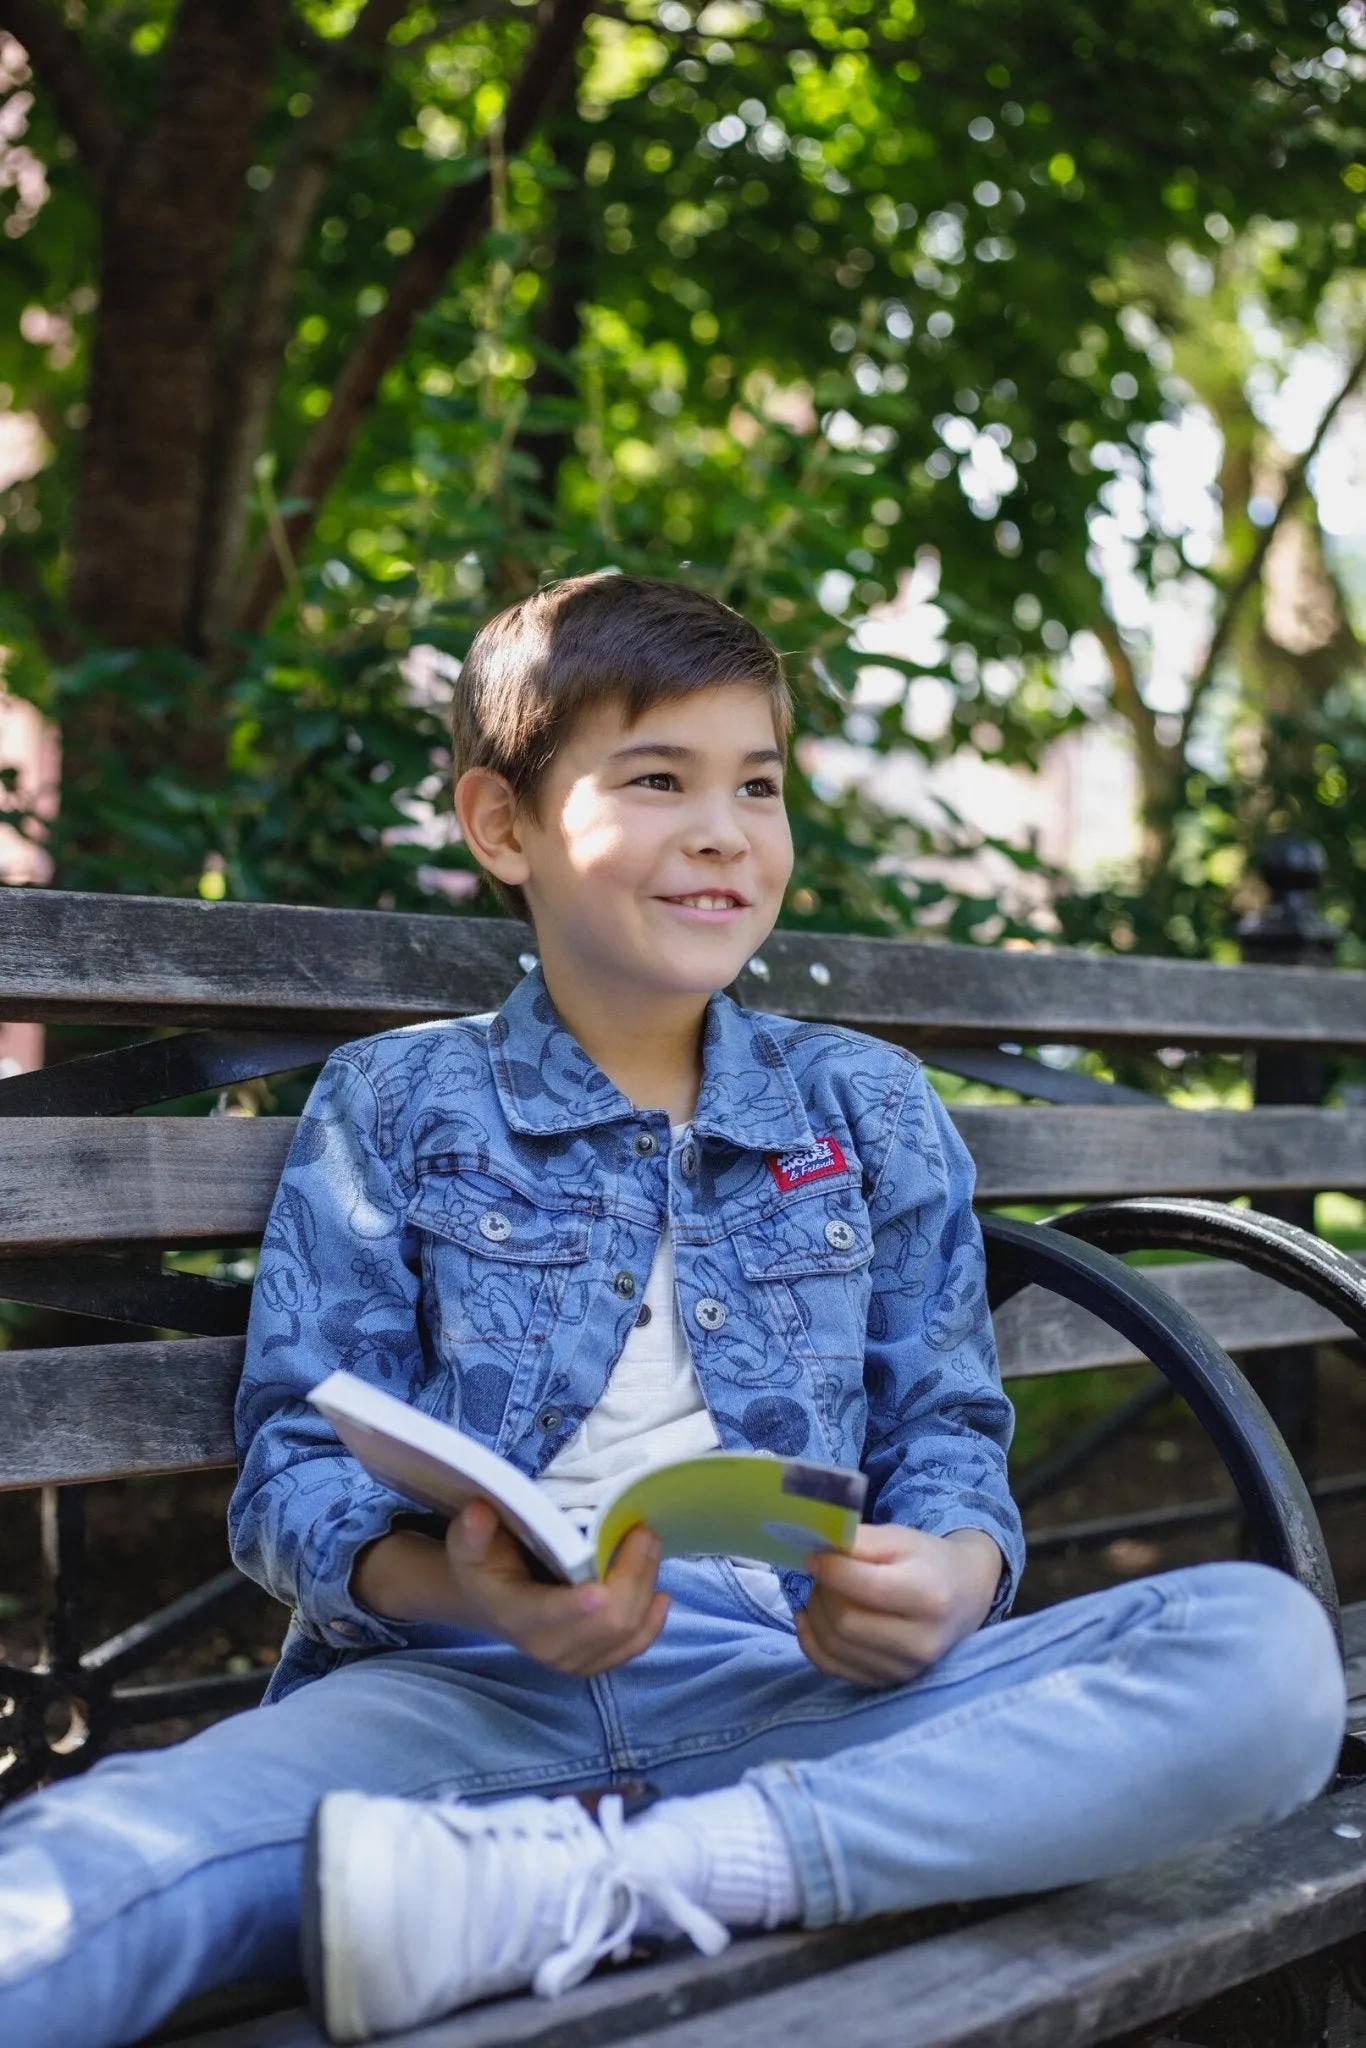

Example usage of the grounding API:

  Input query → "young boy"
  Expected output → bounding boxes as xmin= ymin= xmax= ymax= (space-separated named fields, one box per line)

xmin=0 ymin=574 xmax=1346 ymax=2048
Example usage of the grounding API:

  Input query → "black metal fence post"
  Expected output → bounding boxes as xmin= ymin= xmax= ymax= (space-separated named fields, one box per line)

xmin=1237 ymin=836 xmax=1339 ymax=1474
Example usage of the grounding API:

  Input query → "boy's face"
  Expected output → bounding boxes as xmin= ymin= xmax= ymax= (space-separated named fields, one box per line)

xmin=505 ymin=684 xmax=793 ymax=1002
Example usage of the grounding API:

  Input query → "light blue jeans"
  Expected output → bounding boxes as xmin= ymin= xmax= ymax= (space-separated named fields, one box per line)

xmin=0 ymin=1559 xmax=1346 ymax=2048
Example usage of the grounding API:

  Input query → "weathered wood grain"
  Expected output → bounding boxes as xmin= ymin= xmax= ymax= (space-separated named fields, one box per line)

xmin=0 ymin=1337 xmax=242 ymax=1488
xmin=0 ymin=1256 xmax=1354 ymax=1489
xmin=3 ymin=1107 xmax=1363 ymax=1251
xmin=5 ymin=889 xmax=1366 ymax=1050
xmin=954 ymin=1105 xmax=1366 ymax=1200
xmin=192 ymin=1788 xmax=1366 ymax=2048
xmin=0 ymin=1117 xmax=294 ymax=1249
xmin=590 ymin=1788 xmax=1366 ymax=2048
xmin=0 ymin=891 xmax=530 ymax=1031
xmin=995 ymin=1252 xmax=1364 ymax=1379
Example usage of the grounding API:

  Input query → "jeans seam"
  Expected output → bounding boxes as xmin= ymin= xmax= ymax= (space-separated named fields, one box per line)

xmin=621 ymin=1581 xmax=1185 ymax=1766
xmin=713 ymin=1559 xmax=797 ymax=1633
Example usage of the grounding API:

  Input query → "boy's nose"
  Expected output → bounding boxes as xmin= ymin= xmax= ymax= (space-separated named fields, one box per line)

xmin=683 ymin=802 xmax=749 ymax=860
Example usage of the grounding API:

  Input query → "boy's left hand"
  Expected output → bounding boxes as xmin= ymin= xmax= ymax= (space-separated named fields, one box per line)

xmin=797 ymin=1525 xmax=1002 ymax=1688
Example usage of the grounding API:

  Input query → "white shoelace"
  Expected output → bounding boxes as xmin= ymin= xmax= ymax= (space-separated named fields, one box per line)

xmin=535 ymin=1795 xmax=731 ymax=1998
xmin=429 ymin=1793 xmax=730 ymax=2002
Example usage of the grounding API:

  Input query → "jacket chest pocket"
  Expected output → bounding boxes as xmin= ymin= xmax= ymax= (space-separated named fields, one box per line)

xmin=409 ymin=1173 xmax=591 ymax=1443
xmin=730 ymin=1198 xmax=874 ymax=1371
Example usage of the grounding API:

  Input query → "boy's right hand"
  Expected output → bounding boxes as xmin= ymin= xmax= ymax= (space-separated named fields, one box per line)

xmin=444 ymin=1501 xmax=669 ymax=1674
xmin=351 ymin=1504 xmax=668 ymax=1675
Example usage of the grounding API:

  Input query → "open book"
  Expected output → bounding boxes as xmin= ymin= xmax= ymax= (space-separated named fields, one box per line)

xmin=308 ymin=1371 xmax=868 ymax=1584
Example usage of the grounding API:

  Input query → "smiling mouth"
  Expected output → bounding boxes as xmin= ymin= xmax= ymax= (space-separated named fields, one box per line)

xmin=661 ymin=891 xmax=750 ymax=911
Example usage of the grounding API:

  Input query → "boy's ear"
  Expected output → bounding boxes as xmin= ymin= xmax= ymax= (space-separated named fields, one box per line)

xmin=454 ymin=768 xmax=532 ymax=890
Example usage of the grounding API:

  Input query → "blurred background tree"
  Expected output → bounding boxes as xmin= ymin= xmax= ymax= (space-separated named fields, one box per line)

xmin=0 ymin=0 xmax=1362 ymax=954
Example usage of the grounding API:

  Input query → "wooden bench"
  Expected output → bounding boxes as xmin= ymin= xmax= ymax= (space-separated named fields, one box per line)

xmin=5 ymin=878 xmax=1366 ymax=2048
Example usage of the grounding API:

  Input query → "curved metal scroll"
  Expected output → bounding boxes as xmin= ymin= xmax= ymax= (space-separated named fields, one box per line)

xmin=1042 ymin=1198 xmax=1366 ymax=1350
xmin=981 ymin=1214 xmax=1339 ymax=1639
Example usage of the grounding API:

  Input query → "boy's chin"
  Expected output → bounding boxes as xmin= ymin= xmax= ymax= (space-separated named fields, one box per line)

xmin=644 ymin=952 xmax=758 ymax=1000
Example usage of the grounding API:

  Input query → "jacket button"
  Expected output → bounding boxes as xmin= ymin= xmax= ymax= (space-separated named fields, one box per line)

xmin=632 ymin=1131 xmax=658 ymax=1157
xmin=537 ymin=1407 xmax=564 ymax=1433
xmin=478 ymin=1210 xmax=512 ymax=1242
xmin=679 ymin=1143 xmax=698 ymax=1179
xmin=635 ymin=1302 xmax=653 ymax=1327
xmin=824 ymin=1219 xmax=857 ymax=1251
xmin=613 ymin=1270 xmax=637 ymax=1299
xmin=695 ymin=1296 xmax=727 ymax=1332
xmin=330 ymin=1618 xmax=361 ymax=1639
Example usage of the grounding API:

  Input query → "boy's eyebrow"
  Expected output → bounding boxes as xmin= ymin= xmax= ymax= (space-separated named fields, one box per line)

xmin=609 ymin=743 xmax=785 ymax=766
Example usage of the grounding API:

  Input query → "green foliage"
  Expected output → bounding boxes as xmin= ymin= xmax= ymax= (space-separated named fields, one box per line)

xmin=0 ymin=1 xmax=1363 ymax=938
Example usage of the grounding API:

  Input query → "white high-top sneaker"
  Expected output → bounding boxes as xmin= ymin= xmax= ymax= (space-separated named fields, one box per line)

xmin=302 ymin=1789 xmax=731 ymax=2044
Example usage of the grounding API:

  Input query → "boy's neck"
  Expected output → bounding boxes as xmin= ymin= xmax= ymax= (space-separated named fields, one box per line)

xmin=538 ymin=953 xmax=710 ymax=1126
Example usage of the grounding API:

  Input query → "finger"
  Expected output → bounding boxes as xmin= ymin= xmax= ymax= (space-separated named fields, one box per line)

xmin=804 ymin=1586 xmax=925 ymax=1679
xmin=579 ymin=1590 xmax=672 ymax=1675
xmin=795 ymin=1609 xmax=849 ymax=1681
xmin=599 ymin=1526 xmax=662 ymax=1627
xmin=809 ymin=1586 xmax=937 ymax=1660
xmin=446 ymin=1498 xmax=500 ymax=1564
xmin=602 ymin=1523 xmax=661 ymax=1596
xmin=542 ymin=1589 xmax=672 ymax=1677
xmin=491 ymin=1565 xmax=617 ymax=1645
xmin=572 ymin=1573 xmax=668 ymax=1667
xmin=798 ymin=1608 xmax=911 ymax=1688
xmin=807 ymin=1548 xmax=944 ymax=1618
xmin=797 ymin=1596 xmax=860 ymax=1675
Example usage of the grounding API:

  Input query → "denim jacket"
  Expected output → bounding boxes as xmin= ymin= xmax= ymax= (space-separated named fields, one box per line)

xmin=230 ymin=968 xmax=1023 ymax=1702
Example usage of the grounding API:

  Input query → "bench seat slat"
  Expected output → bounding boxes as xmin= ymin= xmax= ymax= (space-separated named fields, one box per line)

xmin=6 ymin=891 xmax=1366 ymax=1052
xmin=589 ymin=1786 xmax=1366 ymax=2048
xmin=192 ymin=1784 xmax=1366 ymax=2048
xmin=2 ymin=1109 xmax=1365 ymax=1251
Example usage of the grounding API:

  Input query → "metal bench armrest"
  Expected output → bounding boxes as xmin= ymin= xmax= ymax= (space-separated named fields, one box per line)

xmin=981 ymin=1215 xmax=1338 ymax=1638
xmin=1045 ymin=1197 xmax=1366 ymax=1348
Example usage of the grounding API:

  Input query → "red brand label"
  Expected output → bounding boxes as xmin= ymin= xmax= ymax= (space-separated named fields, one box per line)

xmin=767 ymin=1135 xmax=848 ymax=1192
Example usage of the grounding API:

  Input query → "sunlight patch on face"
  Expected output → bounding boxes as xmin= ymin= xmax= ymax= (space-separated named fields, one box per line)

xmin=558 ymin=773 xmax=628 ymax=874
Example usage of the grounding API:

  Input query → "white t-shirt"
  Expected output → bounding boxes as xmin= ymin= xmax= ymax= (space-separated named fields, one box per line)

xmin=538 ymin=1212 xmax=721 ymax=1512
xmin=538 ymin=1128 xmax=789 ymax=1624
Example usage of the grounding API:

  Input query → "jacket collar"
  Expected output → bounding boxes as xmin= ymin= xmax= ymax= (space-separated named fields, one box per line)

xmin=488 ymin=966 xmax=815 ymax=1154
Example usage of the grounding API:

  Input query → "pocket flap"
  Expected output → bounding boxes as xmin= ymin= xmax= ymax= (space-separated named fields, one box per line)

xmin=411 ymin=1174 xmax=590 ymax=1266
xmin=731 ymin=1204 xmax=872 ymax=1280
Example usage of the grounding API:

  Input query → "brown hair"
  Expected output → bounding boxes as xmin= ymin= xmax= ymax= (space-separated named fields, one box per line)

xmin=452 ymin=573 xmax=791 ymax=920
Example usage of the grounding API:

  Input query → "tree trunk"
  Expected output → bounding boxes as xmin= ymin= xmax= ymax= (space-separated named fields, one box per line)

xmin=67 ymin=0 xmax=291 ymax=653
xmin=516 ymin=88 xmax=593 ymax=523
xmin=192 ymin=0 xmax=416 ymax=652
xmin=234 ymin=0 xmax=593 ymax=637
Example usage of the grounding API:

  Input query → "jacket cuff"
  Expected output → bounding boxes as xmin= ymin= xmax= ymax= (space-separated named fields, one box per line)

xmin=299 ymin=1478 xmax=414 ymax=1651
xmin=913 ymin=1503 xmax=1025 ymax=1623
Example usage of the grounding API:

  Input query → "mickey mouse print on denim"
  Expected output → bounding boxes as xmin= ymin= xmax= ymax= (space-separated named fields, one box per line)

xmin=230 ymin=966 xmax=1023 ymax=1701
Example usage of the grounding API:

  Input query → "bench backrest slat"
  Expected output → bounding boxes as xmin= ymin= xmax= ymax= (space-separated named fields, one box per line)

xmin=0 ymin=1119 xmax=294 ymax=1251
xmin=994 ymin=1254 xmax=1361 ymax=1378
xmin=4 ymin=1107 xmax=1365 ymax=1252
xmin=0 ymin=1253 xmax=1358 ymax=1492
xmin=0 ymin=1336 xmax=243 ymax=1488
xmin=4 ymin=890 xmax=1366 ymax=1051
xmin=953 ymin=1106 xmax=1366 ymax=1202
